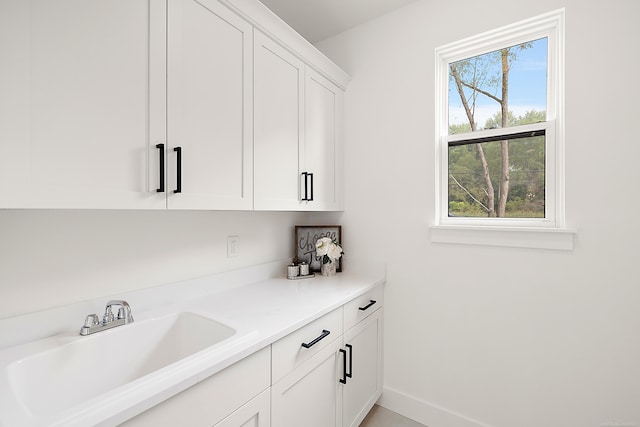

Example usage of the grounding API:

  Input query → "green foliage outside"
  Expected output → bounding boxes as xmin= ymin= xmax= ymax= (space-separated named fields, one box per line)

xmin=447 ymin=39 xmax=547 ymax=219
xmin=448 ymin=110 xmax=545 ymax=218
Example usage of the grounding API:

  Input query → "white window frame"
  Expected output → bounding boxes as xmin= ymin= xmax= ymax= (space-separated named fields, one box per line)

xmin=431 ymin=9 xmax=575 ymax=250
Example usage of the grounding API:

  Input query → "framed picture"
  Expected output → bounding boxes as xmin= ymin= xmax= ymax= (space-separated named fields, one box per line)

xmin=294 ymin=225 xmax=342 ymax=272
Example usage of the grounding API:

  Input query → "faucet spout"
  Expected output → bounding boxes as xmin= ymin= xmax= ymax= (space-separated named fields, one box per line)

xmin=106 ymin=300 xmax=134 ymax=323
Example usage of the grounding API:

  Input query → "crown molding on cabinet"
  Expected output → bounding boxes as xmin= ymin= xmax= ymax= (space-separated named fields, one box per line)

xmin=220 ymin=0 xmax=351 ymax=90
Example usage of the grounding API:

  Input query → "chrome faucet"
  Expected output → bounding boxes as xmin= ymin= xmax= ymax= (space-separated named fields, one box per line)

xmin=79 ymin=300 xmax=134 ymax=336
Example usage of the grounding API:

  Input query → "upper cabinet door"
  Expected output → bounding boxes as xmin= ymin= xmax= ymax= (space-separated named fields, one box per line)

xmin=166 ymin=0 xmax=253 ymax=210
xmin=253 ymin=31 xmax=304 ymax=211
xmin=0 ymin=0 xmax=167 ymax=209
xmin=304 ymin=68 xmax=344 ymax=211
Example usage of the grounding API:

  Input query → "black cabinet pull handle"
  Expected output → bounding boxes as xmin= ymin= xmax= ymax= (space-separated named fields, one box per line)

xmin=301 ymin=329 xmax=330 ymax=348
xmin=345 ymin=343 xmax=353 ymax=379
xmin=339 ymin=348 xmax=347 ymax=384
xmin=308 ymin=172 xmax=314 ymax=201
xmin=358 ymin=300 xmax=377 ymax=311
xmin=173 ymin=146 xmax=182 ymax=194
xmin=301 ymin=172 xmax=309 ymax=201
xmin=155 ymin=143 xmax=165 ymax=193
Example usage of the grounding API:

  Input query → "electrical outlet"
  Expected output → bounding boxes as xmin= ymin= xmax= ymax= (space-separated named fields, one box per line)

xmin=227 ymin=236 xmax=239 ymax=258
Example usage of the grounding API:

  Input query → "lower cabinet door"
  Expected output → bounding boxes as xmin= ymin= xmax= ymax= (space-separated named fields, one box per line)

xmin=214 ymin=388 xmax=270 ymax=427
xmin=342 ymin=308 xmax=384 ymax=427
xmin=271 ymin=338 xmax=343 ymax=427
xmin=120 ymin=347 xmax=270 ymax=427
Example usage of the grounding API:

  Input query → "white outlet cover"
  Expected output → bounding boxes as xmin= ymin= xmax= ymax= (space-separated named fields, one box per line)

xmin=227 ymin=236 xmax=239 ymax=258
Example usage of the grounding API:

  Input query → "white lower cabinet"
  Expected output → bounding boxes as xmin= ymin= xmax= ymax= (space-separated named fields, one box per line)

xmin=120 ymin=286 xmax=383 ymax=427
xmin=271 ymin=339 xmax=344 ymax=427
xmin=342 ymin=308 xmax=384 ymax=427
xmin=271 ymin=285 xmax=384 ymax=427
xmin=121 ymin=347 xmax=270 ymax=427
xmin=214 ymin=388 xmax=270 ymax=427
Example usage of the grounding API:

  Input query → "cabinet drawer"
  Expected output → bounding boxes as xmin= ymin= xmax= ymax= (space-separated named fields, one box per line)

xmin=271 ymin=307 xmax=343 ymax=383
xmin=344 ymin=285 xmax=384 ymax=331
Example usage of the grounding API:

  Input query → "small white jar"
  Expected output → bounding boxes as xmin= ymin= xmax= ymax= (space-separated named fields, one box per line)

xmin=287 ymin=263 xmax=300 ymax=279
xmin=299 ymin=262 xmax=310 ymax=276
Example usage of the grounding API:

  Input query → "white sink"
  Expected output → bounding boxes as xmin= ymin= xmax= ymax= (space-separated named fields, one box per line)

xmin=2 ymin=311 xmax=237 ymax=421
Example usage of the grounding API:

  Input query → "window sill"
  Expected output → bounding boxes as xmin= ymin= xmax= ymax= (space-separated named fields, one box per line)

xmin=429 ymin=225 xmax=576 ymax=251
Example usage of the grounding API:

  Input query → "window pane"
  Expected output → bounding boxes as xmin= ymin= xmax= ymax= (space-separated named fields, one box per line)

xmin=448 ymin=135 xmax=545 ymax=218
xmin=448 ymin=38 xmax=547 ymax=134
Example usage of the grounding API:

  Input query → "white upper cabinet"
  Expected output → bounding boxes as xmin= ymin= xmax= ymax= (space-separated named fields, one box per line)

xmin=166 ymin=0 xmax=253 ymax=210
xmin=0 ymin=0 xmax=167 ymax=209
xmin=304 ymin=69 xmax=344 ymax=211
xmin=253 ymin=31 xmax=304 ymax=211
xmin=0 ymin=0 xmax=347 ymax=210
xmin=254 ymin=32 xmax=345 ymax=211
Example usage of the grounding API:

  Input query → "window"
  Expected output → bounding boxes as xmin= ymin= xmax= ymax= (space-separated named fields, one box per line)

xmin=435 ymin=9 xmax=565 ymax=230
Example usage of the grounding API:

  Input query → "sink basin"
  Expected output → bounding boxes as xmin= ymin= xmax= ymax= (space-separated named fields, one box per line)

xmin=5 ymin=312 xmax=236 ymax=417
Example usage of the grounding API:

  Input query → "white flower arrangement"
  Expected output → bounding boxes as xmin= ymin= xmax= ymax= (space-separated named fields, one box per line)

xmin=315 ymin=237 xmax=343 ymax=264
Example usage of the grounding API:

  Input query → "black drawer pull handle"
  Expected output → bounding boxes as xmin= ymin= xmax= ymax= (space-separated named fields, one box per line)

xmin=301 ymin=329 xmax=330 ymax=348
xmin=308 ymin=172 xmax=314 ymax=201
xmin=155 ymin=143 xmax=165 ymax=193
xmin=339 ymin=348 xmax=347 ymax=384
xmin=358 ymin=300 xmax=377 ymax=311
xmin=345 ymin=344 xmax=353 ymax=379
xmin=173 ymin=146 xmax=182 ymax=194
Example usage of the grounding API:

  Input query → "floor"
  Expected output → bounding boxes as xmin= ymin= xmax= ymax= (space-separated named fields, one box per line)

xmin=359 ymin=405 xmax=427 ymax=427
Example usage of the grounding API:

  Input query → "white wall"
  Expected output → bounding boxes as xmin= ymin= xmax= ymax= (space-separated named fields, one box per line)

xmin=313 ymin=0 xmax=640 ymax=426
xmin=0 ymin=210 xmax=309 ymax=319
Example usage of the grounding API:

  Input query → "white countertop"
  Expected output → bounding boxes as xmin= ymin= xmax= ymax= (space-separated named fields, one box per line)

xmin=0 ymin=259 xmax=386 ymax=427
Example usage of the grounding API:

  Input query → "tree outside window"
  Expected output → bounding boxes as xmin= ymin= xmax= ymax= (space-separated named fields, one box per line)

xmin=448 ymin=38 xmax=547 ymax=218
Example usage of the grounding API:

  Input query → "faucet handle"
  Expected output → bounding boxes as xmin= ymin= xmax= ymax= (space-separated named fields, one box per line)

xmin=80 ymin=314 xmax=100 ymax=334
xmin=117 ymin=307 xmax=133 ymax=322
xmin=84 ymin=313 xmax=100 ymax=328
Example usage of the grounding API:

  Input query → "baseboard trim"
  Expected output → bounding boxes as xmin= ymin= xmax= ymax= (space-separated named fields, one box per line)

xmin=377 ymin=386 xmax=496 ymax=427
